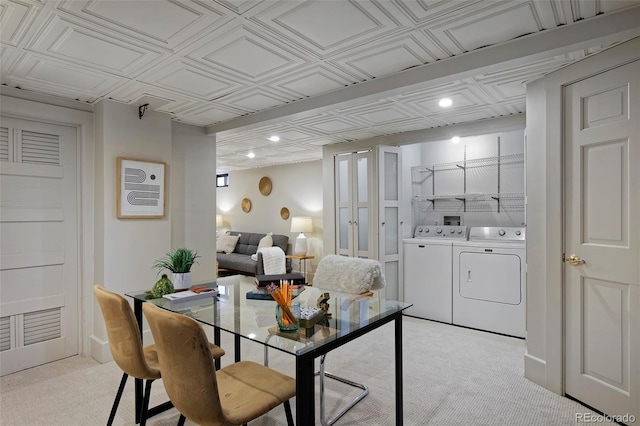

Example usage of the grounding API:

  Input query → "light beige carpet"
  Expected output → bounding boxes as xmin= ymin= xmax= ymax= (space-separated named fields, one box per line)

xmin=0 ymin=316 xmax=611 ymax=425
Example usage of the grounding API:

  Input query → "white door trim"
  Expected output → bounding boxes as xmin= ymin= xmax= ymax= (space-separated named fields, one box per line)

xmin=524 ymin=37 xmax=640 ymax=394
xmin=0 ymin=94 xmax=95 ymax=358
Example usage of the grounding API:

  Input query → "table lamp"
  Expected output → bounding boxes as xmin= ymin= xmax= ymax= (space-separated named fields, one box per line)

xmin=291 ymin=216 xmax=312 ymax=255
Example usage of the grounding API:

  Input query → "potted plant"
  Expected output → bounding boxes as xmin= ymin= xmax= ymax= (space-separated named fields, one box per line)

xmin=153 ymin=248 xmax=200 ymax=290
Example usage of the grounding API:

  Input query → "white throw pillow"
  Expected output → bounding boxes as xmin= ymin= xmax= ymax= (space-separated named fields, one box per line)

xmin=217 ymin=234 xmax=239 ymax=254
xmin=258 ymin=233 xmax=273 ymax=250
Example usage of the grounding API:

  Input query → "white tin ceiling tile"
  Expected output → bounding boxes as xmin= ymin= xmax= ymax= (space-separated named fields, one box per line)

xmin=141 ymin=60 xmax=246 ymax=101
xmin=329 ymin=34 xmax=438 ymax=79
xmin=337 ymin=100 xmax=421 ymax=126
xmin=104 ymin=83 xmax=194 ymax=116
xmin=421 ymin=2 xmax=534 ymax=56
xmin=438 ymin=2 xmax=542 ymax=53
xmin=597 ymin=1 xmax=639 ymax=13
xmin=185 ymin=23 xmax=310 ymax=81
xmin=391 ymin=0 xmax=485 ymax=25
xmin=401 ymin=85 xmax=486 ymax=117
xmin=332 ymin=127 xmax=386 ymax=141
xmin=210 ymin=0 xmax=267 ymax=16
xmin=220 ymin=87 xmax=292 ymax=112
xmin=248 ymin=0 xmax=406 ymax=58
xmin=373 ymin=118 xmax=439 ymax=135
xmin=529 ymin=0 xmax=562 ymax=28
xmin=437 ymin=109 xmax=497 ymax=126
xmin=266 ymin=63 xmax=353 ymax=99
xmin=5 ymin=52 xmax=123 ymax=101
xmin=174 ymin=102 xmax=247 ymax=126
xmin=56 ymin=0 xmax=230 ymax=50
xmin=0 ymin=0 xmax=43 ymax=46
xmin=0 ymin=43 xmax=18 ymax=76
xmin=295 ymin=114 xmax=366 ymax=134
xmin=25 ymin=14 xmax=165 ymax=77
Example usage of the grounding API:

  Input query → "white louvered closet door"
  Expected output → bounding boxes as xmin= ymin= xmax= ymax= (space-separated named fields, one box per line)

xmin=0 ymin=117 xmax=78 ymax=376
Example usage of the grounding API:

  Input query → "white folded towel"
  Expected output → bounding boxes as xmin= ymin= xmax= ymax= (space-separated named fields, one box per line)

xmin=257 ymin=246 xmax=285 ymax=274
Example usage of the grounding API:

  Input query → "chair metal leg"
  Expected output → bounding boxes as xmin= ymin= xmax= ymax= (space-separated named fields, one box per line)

xmin=284 ymin=400 xmax=294 ymax=426
xmin=107 ymin=372 xmax=128 ymax=426
xmin=318 ymin=354 xmax=369 ymax=426
xmin=140 ymin=379 xmax=154 ymax=426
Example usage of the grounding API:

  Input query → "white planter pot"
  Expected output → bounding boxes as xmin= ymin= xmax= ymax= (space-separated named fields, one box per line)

xmin=172 ymin=272 xmax=192 ymax=290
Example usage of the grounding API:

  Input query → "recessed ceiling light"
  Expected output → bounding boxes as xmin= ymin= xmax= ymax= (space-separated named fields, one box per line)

xmin=439 ymin=98 xmax=453 ymax=107
xmin=247 ymin=152 xmax=255 ymax=158
xmin=452 ymin=136 xmax=460 ymax=144
xmin=269 ymin=135 xmax=280 ymax=142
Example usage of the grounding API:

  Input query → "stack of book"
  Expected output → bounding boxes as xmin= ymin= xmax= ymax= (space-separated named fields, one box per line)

xmin=247 ymin=274 xmax=305 ymax=300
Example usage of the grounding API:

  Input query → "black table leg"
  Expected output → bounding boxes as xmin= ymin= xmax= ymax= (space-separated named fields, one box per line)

xmin=133 ymin=299 xmax=144 ymax=424
xmin=214 ymin=327 xmax=221 ymax=370
xmin=235 ymin=334 xmax=241 ymax=362
xmin=296 ymin=353 xmax=315 ymax=425
xmin=395 ymin=314 xmax=403 ymax=426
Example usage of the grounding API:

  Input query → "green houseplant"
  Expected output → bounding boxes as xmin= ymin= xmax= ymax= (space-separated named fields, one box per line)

xmin=153 ymin=248 xmax=200 ymax=290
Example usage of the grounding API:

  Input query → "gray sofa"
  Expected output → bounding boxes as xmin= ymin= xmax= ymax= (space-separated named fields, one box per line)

xmin=217 ymin=231 xmax=291 ymax=276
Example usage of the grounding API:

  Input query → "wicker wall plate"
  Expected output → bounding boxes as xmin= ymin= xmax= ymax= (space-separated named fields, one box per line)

xmin=241 ymin=198 xmax=252 ymax=213
xmin=280 ymin=207 xmax=289 ymax=220
xmin=259 ymin=177 xmax=272 ymax=196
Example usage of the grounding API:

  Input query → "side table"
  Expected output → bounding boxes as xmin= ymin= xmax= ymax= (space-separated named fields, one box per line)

xmin=285 ymin=255 xmax=314 ymax=284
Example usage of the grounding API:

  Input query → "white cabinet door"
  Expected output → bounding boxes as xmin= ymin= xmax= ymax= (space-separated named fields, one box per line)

xmin=335 ymin=151 xmax=373 ymax=259
xmin=0 ymin=117 xmax=78 ymax=376
xmin=564 ymin=60 xmax=639 ymax=420
xmin=379 ymin=145 xmax=402 ymax=300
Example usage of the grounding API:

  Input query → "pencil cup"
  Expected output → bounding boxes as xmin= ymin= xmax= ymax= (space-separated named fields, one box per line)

xmin=276 ymin=302 xmax=300 ymax=331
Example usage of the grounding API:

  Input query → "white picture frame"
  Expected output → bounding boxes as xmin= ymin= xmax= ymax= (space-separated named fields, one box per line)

xmin=117 ymin=157 xmax=166 ymax=219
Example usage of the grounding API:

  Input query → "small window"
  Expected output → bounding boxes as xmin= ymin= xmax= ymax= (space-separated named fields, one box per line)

xmin=216 ymin=173 xmax=229 ymax=187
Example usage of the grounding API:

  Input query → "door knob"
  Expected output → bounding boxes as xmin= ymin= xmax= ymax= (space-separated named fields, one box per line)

xmin=565 ymin=254 xmax=586 ymax=266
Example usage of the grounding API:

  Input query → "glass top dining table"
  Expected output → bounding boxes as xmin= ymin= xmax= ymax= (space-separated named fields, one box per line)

xmin=127 ymin=274 xmax=412 ymax=425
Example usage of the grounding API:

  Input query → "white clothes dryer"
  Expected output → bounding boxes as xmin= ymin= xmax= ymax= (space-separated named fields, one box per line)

xmin=403 ymin=225 xmax=468 ymax=323
xmin=452 ymin=227 xmax=526 ymax=338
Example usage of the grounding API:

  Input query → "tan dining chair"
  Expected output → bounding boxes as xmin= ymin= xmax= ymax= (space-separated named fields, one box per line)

xmin=93 ymin=285 xmax=225 ymax=425
xmin=310 ymin=255 xmax=386 ymax=426
xmin=143 ymin=302 xmax=296 ymax=426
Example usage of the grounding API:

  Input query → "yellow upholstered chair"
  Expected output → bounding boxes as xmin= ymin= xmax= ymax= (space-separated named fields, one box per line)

xmin=143 ymin=302 xmax=296 ymax=426
xmin=93 ymin=285 xmax=225 ymax=425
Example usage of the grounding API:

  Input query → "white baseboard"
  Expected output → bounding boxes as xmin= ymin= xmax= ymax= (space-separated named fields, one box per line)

xmin=89 ymin=329 xmax=155 ymax=364
xmin=89 ymin=335 xmax=112 ymax=363
xmin=524 ymin=352 xmax=547 ymax=388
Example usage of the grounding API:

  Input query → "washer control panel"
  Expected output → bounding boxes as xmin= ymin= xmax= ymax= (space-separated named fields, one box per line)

xmin=413 ymin=225 xmax=468 ymax=239
xmin=469 ymin=227 xmax=526 ymax=242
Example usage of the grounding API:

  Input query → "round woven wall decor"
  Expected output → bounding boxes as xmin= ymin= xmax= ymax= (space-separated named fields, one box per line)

xmin=259 ymin=176 xmax=272 ymax=196
xmin=280 ymin=207 xmax=289 ymax=220
xmin=241 ymin=198 xmax=252 ymax=213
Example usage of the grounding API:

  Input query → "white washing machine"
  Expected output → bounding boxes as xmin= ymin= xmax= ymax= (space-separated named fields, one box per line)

xmin=403 ymin=225 xmax=468 ymax=323
xmin=452 ymin=227 xmax=526 ymax=338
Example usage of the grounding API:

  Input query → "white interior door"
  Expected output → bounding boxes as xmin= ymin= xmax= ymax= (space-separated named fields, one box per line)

xmin=564 ymin=60 xmax=639 ymax=420
xmin=0 ymin=117 xmax=79 ymax=376
xmin=335 ymin=151 xmax=373 ymax=259
xmin=378 ymin=145 xmax=402 ymax=300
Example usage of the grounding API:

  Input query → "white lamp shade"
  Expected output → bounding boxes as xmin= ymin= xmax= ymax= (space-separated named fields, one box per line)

xmin=216 ymin=215 xmax=223 ymax=227
xmin=290 ymin=216 xmax=313 ymax=233
xmin=291 ymin=217 xmax=312 ymax=255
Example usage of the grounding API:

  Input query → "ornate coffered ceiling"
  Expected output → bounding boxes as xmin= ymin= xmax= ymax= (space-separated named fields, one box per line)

xmin=1 ymin=0 xmax=639 ymax=172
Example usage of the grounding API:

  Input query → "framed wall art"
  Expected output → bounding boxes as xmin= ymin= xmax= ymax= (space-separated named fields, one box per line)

xmin=117 ymin=157 xmax=166 ymax=219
